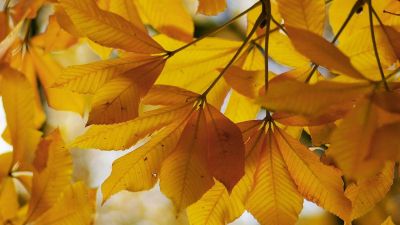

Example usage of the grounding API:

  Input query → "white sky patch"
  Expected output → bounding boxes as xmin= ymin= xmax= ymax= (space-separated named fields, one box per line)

xmin=0 ymin=98 xmax=12 ymax=154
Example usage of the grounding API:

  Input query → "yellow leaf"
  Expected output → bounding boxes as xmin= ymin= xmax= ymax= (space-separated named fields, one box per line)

xmin=308 ymin=123 xmax=336 ymax=146
xmin=329 ymin=0 xmax=392 ymax=39
xmin=202 ymin=77 xmax=230 ymax=110
xmin=101 ymin=119 xmax=188 ymax=202
xmin=25 ymin=130 xmax=72 ymax=222
xmin=53 ymin=54 xmax=163 ymax=94
xmin=0 ymin=66 xmax=42 ymax=170
xmin=245 ymin=127 xmax=303 ymax=225
xmin=0 ymin=152 xmax=18 ymax=224
xmin=268 ymin=32 xmax=309 ymax=68
xmin=160 ymin=109 xmax=214 ymax=212
xmin=143 ymin=85 xmax=200 ymax=106
xmin=224 ymin=91 xmax=260 ymax=123
xmin=105 ymin=0 xmax=146 ymax=32
xmin=0 ymin=177 xmax=19 ymax=224
xmin=277 ymin=66 xmax=323 ymax=83
xmin=381 ymin=216 xmax=396 ymax=225
xmin=59 ymin=0 xmax=163 ymax=53
xmin=88 ymin=57 xmax=165 ymax=124
xmin=198 ymin=0 xmax=227 ymax=16
xmin=135 ymin=0 xmax=194 ymax=42
xmin=31 ymin=182 xmax=94 ymax=225
xmin=205 ymin=104 xmax=245 ymax=191
xmin=54 ymin=4 xmax=82 ymax=37
xmin=339 ymin=26 xmax=398 ymax=81
xmin=30 ymin=15 xmax=77 ymax=52
xmin=260 ymin=77 xmax=372 ymax=120
xmin=0 ymin=152 xmax=12 ymax=182
xmin=274 ymin=126 xmax=351 ymax=221
xmin=383 ymin=26 xmax=400 ymax=59
xmin=8 ymin=46 xmax=46 ymax=128
xmin=71 ymin=103 xmax=193 ymax=150
xmin=230 ymin=120 xmax=265 ymax=204
xmin=223 ymin=66 xmax=265 ymax=99
xmin=88 ymin=76 xmax=140 ymax=124
xmin=156 ymin=36 xmax=240 ymax=94
xmin=327 ymin=98 xmax=384 ymax=179
xmin=29 ymin=47 xmax=86 ymax=115
xmin=187 ymin=180 xmax=244 ymax=225
xmin=370 ymin=122 xmax=400 ymax=160
xmin=277 ymin=0 xmax=326 ymax=34
xmin=286 ymin=26 xmax=365 ymax=79
xmin=0 ymin=17 xmax=24 ymax=60
xmin=382 ymin=0 xmax=400 ymax=26
xmin=345 ymin=162 xmax=394 ymax=220
xmin=86 ymin=38 xmax=113 ymax=60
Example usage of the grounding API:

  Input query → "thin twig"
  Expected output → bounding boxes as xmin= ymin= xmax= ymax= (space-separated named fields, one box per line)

xmin=252 ymin=27 xmax=279 ymax=41
xmin=385 ymin=67 xmax=400 ymax=80
xmin=368 ymin=0 xmax=389 ymax=91
xmin=263 ymin=0 xmax=272 ymax=92
xmin=271 ymin=16 xmax=287 ymax=34
xmin=201 ymin=14 xmax=264 ymax=97
xmin=166 ymin=2 xmax=261 ymax=58
xmin=305 ymin=0 xmax=363 ymax=82
xmin=383 ymin=10 xmax=400 ymax=16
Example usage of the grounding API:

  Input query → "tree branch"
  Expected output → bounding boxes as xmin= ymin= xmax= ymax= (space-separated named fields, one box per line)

xmin=368 ymin=0 xmax=390 ymax=91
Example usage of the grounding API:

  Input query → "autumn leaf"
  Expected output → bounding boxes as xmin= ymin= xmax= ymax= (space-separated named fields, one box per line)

xmin=0 ymin=153 xmax=18 ymax=224
xmin=2 ymin=0 xmax=400 ymax=224
xmin=99 ymin=91 xmax=245 ymax=210
xmin=71 ymin=102 xmax=193 ymax=150
xmin=286 ymin=26 xmax=366 ymax=79
xmin=224 ymin=91 xmax=260 ymax=123
xmin=381 ymin=216 xmax=396 ymax=225
xmin=0 ymin=17 xmax=25 ymax=60
xmin=25 ymin=130 xmax=73 ymax=222
xmin=134 ymin=0 xmax=194 ymax=42
xmin=326 ymin=96 xmax=392 ymax=179
xmin=227 ymin=119 xmax=352 ymax=223
xmin=29 ymin=47 xmax=86 ymax=115
xmin=244 ymin=123 xmax=303 ymax=225
xmin=345 ymin=162 xmax=394 ymax=220
xmin=59 ymin=0 xmax=164 ymax=53
xmin=260 ymin=77 xmax=372 ymax=123
xmin=21 ymin=130 xmax=94 ymax=225
xmin=339 ymin=26 xmax=399 ymax=80
xmin=198 ymin=0 xmax=227 ymax=16
xmin=187 ymin=180 xmax=244 ymax=225
xmin=0 ymin=66 xmax=42 ymax=170
xmin=223 ymin=66 xmax=265 ymax=99
xmin=160 ymin=108 xmax=215 ymax=212
xmin=29 ymin=182 xmax=94 ymax=225
xmin=276 ymin=0 xmax=326 ymax=35
xmin=101 ymin=120 xmax=187 ymax=201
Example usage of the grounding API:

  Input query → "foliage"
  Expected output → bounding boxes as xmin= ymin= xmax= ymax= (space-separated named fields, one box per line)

xmin=0 ymin=0 xmax=400 ymax=224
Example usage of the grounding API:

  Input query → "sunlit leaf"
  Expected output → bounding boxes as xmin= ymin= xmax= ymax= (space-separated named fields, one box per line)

xmin=59 ymin=0 xmax=164 ymax=53
xmin=30 ymin=182 xmax=94 ymax=225
xmin=345 ymin=162 xmax=394 ymax=220
xmin=0 ymin=66 xmax=42 ymax=170
xmin=26 ymin=130 xmax=72 ymax=222
xmin=286 ymin=26 xmax=365 ymax=79
xmin=277 ymin=0 xmax=326 ymax=34
xmin=160 ymin=109 xmax=214 ymax=212
xmin=198 ymin=0 xmax=227 ymax=15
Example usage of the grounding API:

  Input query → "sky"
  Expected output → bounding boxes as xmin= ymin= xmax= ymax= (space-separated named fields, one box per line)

xmin=0 ymin=98 xmax=12 ymax=154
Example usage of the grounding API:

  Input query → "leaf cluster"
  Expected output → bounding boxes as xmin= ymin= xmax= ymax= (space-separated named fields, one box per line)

xmin=0 ymin=0 xmax=400 ymax=224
